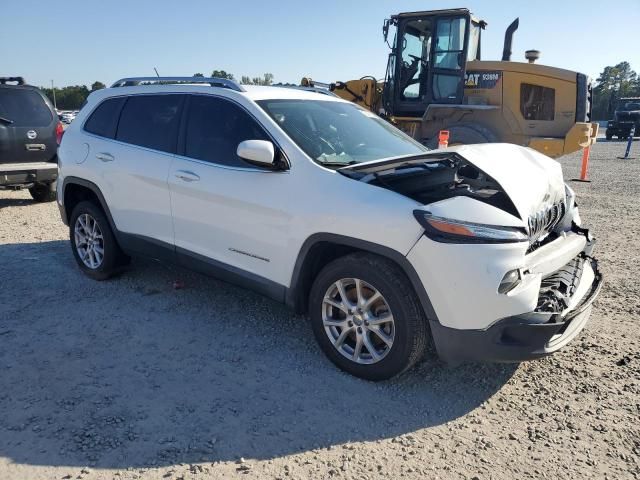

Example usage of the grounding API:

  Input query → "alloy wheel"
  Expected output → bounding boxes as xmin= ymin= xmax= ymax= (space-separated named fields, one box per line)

xmin=74 ymin=213 xmax=104 ymax=269
xmin=322 ymin=278 xmax=395 ymax=364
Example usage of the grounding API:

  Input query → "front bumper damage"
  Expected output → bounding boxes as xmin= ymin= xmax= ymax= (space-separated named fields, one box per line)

xmin=425 ymin=227 xmax=603 ymax=364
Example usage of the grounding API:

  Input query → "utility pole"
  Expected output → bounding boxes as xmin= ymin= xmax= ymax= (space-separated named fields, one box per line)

xmin=51 ymin=79 xmax=57 ymax=111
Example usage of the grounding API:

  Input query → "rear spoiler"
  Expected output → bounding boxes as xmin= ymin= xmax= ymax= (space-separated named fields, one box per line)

xmin=0 ymin=77 xmax=26 ymax=85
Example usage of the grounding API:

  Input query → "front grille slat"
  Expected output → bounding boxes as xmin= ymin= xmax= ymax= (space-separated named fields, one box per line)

xmin=527 ymin=200 xmax=566 ymax=246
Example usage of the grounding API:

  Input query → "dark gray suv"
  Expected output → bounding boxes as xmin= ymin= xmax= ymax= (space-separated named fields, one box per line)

xmin=0 ymin=77 xmax=62 ymax=202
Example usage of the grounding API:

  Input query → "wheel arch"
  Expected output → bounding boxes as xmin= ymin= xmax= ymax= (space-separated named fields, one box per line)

xmin=61 ymin=177 xmax=117 ymax=233
xmin=286 ymin=233 xmax=439 ymax=323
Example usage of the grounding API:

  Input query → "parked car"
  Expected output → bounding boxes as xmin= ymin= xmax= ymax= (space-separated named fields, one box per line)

xmin=56 ymin=77 xmax=602 ymax=380
xmin=61 ymin=111 xmax=76 ymax=124
xmin=0 ymin=77 xmax=63 ymax=202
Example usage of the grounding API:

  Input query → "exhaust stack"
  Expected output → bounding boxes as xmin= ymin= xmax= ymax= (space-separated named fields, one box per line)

xmin=501 ymin=18 xmax=519 ymax=61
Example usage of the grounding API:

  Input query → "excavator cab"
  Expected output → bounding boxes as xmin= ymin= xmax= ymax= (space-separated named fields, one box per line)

xmin=382 ymin=8 xmax=485 ymax=117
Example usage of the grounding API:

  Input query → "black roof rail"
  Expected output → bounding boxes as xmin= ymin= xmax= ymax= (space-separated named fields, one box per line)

xmin=0 ymin=77 xmax=26 ymax=85
xmin=110 ymin=76 xmax=245 ymax=92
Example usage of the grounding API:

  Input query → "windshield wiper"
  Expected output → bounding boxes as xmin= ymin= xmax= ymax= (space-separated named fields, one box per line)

xmin=319 ymin=160 xmax=358 ymax=167
xmin=0 ymin=116 xmax=14 ymax=124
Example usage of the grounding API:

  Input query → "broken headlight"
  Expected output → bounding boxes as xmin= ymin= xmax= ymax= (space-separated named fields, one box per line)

xmin=413 ymin=211 xmax=528 ymax=244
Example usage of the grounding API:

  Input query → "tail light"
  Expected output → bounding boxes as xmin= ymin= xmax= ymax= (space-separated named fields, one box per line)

xmin=55 ymin=121 xmax=64 ymax=145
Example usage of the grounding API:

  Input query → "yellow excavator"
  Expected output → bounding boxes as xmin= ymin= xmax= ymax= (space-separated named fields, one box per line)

xmin=302 ymin=8 xmax=598 ymax=158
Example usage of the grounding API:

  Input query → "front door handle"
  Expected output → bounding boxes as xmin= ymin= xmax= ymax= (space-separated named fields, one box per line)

xmin=96 ymin=152 xmax=114 ymax=162
xmin=175 ymin=170 xmax=200 ymax=182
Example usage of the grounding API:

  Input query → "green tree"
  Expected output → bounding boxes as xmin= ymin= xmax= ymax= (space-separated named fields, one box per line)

xmin=592 ymin=61 xmax=639 ymax=120
xmin=193 ymin=73 xmax=204 ymax=77
xmin=90 ymin=81 xmax=106 ymax=91
xmin=211 ymin=70 xmax=235 ymax=80
xmin=40 ymin=85 xmax=90 ymax=110
xmin=240 ymin=73 xmax=274 ymax=86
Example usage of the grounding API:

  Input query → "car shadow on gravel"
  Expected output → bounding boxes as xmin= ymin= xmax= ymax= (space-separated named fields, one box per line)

xmin=0 ymin=240 xmax=518 ymax=469
xmin=0 ymin=196 xmax=37 ymax=208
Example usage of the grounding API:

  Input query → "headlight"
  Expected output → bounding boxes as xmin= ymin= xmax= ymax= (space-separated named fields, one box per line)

xmin=413 ymin=211 xmax=528 ymax=244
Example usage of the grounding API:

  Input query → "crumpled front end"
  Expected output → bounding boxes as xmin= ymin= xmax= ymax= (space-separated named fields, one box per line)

xmin=421 ymin=226 xmax=602 ymax=364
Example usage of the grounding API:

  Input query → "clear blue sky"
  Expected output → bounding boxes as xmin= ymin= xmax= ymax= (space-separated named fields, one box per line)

xmin=1 ymin=0 xmax=638 ymax=88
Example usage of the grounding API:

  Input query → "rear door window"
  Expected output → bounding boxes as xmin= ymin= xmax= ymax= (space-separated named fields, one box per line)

xmin=0 ymin=89 xmax=52 ymax=127
xmin=84 ymin=97 xmax=126 ymax=139
xmin=183 ymin=95 xmax=269 ymax=167
xmin=116 ymin=94 xmax=184 ymax=153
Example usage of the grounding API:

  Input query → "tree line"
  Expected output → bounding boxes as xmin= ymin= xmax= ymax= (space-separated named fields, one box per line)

xmin=40 ymin=81 xmax=106 ymax=110
xmin=39 ymin=62 xmax=638 ymax=117
xmin=39 ymin=70 xmax=277 ymax=110
xmin=592 ymin=61 xmax=639 ymax=120
xmin=194 ymin=71 xmax=275 ymax=86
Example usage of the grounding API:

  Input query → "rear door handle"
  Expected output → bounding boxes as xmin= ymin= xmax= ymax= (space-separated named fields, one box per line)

xmin=96 ymin=152 xmax=114 ymax=162
xmin=175 ymin=170 xmax=200 ymax=182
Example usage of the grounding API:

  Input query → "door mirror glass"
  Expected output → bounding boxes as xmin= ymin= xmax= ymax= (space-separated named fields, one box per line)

xmin=237 ymin=139 xmax=275 ymax=167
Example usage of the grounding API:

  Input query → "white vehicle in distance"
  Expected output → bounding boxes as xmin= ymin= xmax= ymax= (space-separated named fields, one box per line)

xmin=56 ymin=77 xmax=602 ymax=380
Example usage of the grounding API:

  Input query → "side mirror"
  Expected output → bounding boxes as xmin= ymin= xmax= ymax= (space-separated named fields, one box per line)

xmin=237 ymin=140 xmax=275 ymax=167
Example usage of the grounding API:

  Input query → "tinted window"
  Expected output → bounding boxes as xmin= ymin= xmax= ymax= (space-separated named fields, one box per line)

xmin=184 ymin=95 xmax=269 ymax=167
xmin=0 ymin=88 xmax=52 ymax=127
xmin=84 ymin=97 xmax=126 ymax=138
xmin=520 ymin=84 xmax=555 ymax=121
xmin=116 ymin=95 xmax=183 ymax=152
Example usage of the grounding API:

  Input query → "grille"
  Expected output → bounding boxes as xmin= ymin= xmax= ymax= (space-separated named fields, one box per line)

xmin=528 ymin=200 xmax=566 ymax=245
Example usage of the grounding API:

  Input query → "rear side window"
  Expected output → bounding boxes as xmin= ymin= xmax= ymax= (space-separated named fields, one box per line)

xmin=84 ymin=97 xmax=126 ymax=138
xmin=116 ymin=95 xmax=184 ymax=153
xmin=520 ymin=83 xmax=555 ymax=121
xmin=0 ymin=89 xmax=52 ymax=127
xmin=183 ymin=95 xmax=269 ymax=167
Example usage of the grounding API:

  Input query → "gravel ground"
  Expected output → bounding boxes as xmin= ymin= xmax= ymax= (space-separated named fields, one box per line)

xmin=0 ymin=140 xmax=639 ymax=480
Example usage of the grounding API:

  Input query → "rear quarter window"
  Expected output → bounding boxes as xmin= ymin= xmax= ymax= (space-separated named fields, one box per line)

xmin=84 ymin=97 xmax=126 ymax=139
xmin=116 ymin=94 xmax=184 ymax=153
xmin=0 ymin=88 xmax=53 ymax=127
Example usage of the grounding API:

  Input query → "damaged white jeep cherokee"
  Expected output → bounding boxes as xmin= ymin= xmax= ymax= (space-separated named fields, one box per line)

xmin=57 ymin=77 xmax=602 ymax=380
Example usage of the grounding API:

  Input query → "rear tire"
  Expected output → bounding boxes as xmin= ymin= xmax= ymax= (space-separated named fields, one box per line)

xmin=309 ymin=252 xmax=429 ymax=381
xmin=29 ymin=181 xmax=56 ymax=202
xmin=69 ymin=200 xmax=127 ymax=280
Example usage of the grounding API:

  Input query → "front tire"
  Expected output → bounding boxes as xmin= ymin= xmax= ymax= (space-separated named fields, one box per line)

xmin=309 ymin=253 xmax=429 ymax=381
xmin=29 ymin=181 xmax=56 ymax=202
xmin=69 ymin=201 xmax=126 ymax=280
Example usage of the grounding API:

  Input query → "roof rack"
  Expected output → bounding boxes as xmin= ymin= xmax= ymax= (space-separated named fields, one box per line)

xmin=273 ymin=84 xmax=339 ymax=97
xmin=110 ymin=76 xmax=245 ymax=92
xmin=0 ymin=77 xmax=26 ymax=85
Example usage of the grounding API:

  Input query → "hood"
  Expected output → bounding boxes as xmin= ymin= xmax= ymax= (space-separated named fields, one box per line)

xmin=340 ymin=143 xmax=565 ymax=221
xmin=449 ymin=144 xmax=565 ymax=219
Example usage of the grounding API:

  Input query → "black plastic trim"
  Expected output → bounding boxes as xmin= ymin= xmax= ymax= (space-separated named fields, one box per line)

xmin=286 ymin=233 xmax=440 ymax=323
xmin=115 ymin=232 xmax=286 ymax=303
xmin=430 ymin=257 xmax=603 ymax=364
xmin=60 ymin=176 xmax=118 ymax=230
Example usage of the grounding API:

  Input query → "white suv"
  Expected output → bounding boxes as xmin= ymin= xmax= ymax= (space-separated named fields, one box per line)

xmin=57 ymin=77 xmax=602 ymax=380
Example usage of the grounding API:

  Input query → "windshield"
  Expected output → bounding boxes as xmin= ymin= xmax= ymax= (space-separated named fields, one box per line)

xmin=257 ymin=99 xmax=428 ymax=166
xmin=622 ymin=102 xmax=640 ymax=111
